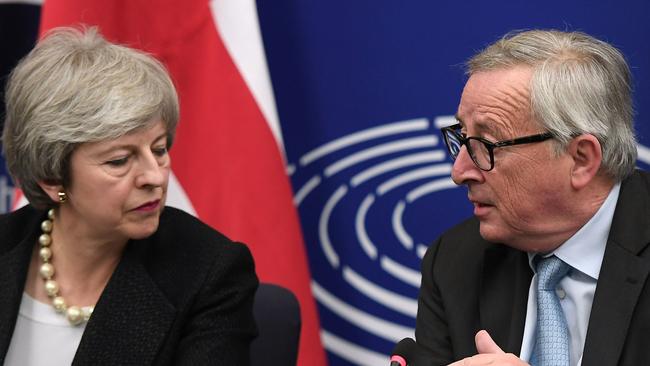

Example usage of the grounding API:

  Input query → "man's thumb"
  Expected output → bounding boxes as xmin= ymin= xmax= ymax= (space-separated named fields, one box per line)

xmin=475 ymin=330 xmax=504 ymax=354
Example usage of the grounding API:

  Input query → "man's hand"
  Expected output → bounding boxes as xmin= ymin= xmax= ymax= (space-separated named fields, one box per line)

xmin=446 ymin=330 xmax=529 ymax=365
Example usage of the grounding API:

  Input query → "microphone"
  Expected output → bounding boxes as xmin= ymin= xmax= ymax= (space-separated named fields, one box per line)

xmin=390 ymin=338 xmax=414 ymax=366
xmin=390 ymin=338 xmax=435 ymax=366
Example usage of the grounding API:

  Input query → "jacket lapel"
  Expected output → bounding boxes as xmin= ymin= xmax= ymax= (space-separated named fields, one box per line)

xmin=480 ymin=244 xmax=532 ymax=354
xmin=0 ymin=234 xmax=35 ymax=362
xmin=581 ymin=243 xmax=650 ymax=366
xmin=582 ymin=171 xmax=650 ymax=366
xmin=0 ymin=208 xmax=42 ymax=364
xmin=73 ymin=242 xmax=176 ymax=365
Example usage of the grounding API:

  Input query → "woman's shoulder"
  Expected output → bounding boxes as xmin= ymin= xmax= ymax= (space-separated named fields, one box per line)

xmin=0 ymin=204 xmax=42 ymax=224
xmin=134 ymin=206 xmax=256 ymax=306
xmin=148 ymin=206 xmax=252 ymax=265
xmin=156 ymin=206 xmax=234 ymax=245
xmin=0 ymin=205 xmax=44 ymax=251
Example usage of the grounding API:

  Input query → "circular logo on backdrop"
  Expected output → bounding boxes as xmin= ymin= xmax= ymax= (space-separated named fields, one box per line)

xmin=288 ymin=116 xmax=469 ymax=364
xmin=288 ymin=116 xmax=650 ymax=364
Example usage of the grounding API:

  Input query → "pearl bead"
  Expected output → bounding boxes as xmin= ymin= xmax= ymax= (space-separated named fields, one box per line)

xmin=53 ymin=296 xmax=66 ymax=312
xmin=39 ymin=247 xmax=52 ymax=261
xmin=39 ymin=263 xmax=54 ymax=279
xmin=39 ymin=234 xmax=52 ymax=247
xmin=82 ymin=306 xmax=94 ymax=321
xmin=38 ymin=209 xmax=93 ymax=326
xmin=66 ymin=306 xmax=83 ymax=325
xmin=44 ymin=280 xmax=59 ymax=297
xmin=41 ymin=219 xmax=53 ymax=233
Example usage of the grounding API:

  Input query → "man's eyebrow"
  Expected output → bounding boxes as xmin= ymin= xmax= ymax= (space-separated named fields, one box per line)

xmin=474 ymin=121 xmax=506 ymax=140
xmin=453 ymin=115 xmax=507 ymax=140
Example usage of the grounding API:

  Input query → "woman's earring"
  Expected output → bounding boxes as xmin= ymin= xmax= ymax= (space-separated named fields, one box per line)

xmin=58 ymin=191 xmax=67 ymax=204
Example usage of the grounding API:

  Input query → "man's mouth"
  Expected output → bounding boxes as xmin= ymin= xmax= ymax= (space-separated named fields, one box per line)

xmin=470 ymin=198 xmax=494 ymax=216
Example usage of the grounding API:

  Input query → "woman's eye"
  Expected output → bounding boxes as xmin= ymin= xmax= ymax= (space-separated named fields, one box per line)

xmin=153 ymin=147 xmax=168 ymax=157
xmin=106 ymin=157 xmax=128 ymax=166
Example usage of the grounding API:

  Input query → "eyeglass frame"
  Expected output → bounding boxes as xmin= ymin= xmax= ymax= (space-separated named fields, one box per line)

xmin=440 ymin=123 xmax=554 ymax=171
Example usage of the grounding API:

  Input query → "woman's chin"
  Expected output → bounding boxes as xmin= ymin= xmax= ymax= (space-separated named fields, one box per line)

xmin=125 ymin=220 xmax=161 ymax=240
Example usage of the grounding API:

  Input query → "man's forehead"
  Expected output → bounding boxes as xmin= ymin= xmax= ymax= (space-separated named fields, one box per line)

xmin=461 ymin=67 xmax=532 ymax=105
xmin=456 ymin=67 xmax=534 ymax=137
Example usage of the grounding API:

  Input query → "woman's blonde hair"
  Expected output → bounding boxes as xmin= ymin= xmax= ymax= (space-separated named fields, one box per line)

xmin=3 ymin=26 xmax=179 ymax=208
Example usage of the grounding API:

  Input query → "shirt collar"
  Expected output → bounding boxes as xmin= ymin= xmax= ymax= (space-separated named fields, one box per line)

xmin=528 ymin=182 xmax=621 ymax=280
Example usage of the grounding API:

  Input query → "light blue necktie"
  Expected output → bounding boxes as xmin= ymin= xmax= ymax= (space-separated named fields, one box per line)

xmin=530 ymin=255 xmax=571 ymax=366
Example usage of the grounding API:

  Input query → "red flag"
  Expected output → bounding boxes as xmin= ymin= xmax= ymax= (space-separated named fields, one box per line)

xmin=40 ymin=1 xmax=326 ymax=365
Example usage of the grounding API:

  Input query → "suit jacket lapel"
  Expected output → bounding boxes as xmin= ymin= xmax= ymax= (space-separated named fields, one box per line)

xmin=73 ymin=242 xmax=177 ymax=365
xmin=582 ymin=243 xmax=650 ymax=366
xmin=0 ymin=213 xmax=40 ymax=363
xmin=582 ymin=172 xmax=650 ymax=366
xmin=480 ymin=244 xmax=532 ymax=354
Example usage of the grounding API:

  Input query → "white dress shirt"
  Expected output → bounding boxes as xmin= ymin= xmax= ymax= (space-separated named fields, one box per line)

xmin=4 ymin=293 xmax=85 ymax=366
xmin=519 ymin=183 xmax=621 ymax=366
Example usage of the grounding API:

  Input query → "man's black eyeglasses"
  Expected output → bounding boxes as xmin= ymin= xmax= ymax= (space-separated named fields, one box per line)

xmin=440 ymin=123 xmax=554 ymax=171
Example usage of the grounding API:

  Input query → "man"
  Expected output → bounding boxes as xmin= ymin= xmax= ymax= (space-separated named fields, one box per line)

xmin=415 ymin=30 xmax=649 ymax=365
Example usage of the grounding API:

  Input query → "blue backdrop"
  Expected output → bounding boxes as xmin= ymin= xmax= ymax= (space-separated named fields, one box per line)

xmin=256 ymin=1 xmax=650 ymax=365
xmin=1 ymin=1 xmax=649 ymax=365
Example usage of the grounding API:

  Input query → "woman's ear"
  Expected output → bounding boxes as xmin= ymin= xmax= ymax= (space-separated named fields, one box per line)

xmin=567 ymin=134 xmax=603 ymax=190
xmin=37 ymin=180 xmax=64 ymax=204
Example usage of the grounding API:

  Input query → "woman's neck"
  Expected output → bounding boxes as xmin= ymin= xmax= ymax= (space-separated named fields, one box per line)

xmin=25 ymin=210 xmax=127 ymax=307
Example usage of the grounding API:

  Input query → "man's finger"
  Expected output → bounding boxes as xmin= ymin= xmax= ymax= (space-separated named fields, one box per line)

xmin=475 ymin=330 xmax=504 ymax=354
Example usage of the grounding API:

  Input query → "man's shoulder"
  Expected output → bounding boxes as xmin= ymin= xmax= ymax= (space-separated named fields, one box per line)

xmin=426 ymin=216 xmax=525 ymax=273
xmin=442 ymin=216 xmax=482 ymax=239
xmin=435 ymin=216 xmax=487 ymax=254
xmin=621 ymin=169 xmax=650 ymax=193
xmin=633 ymin=169 xmax=650 ymax=180
xmin=421 ymin=216 xmax=496 ymax=273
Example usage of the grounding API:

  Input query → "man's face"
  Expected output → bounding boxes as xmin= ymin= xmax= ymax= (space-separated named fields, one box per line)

xmin=453 ymin=66 xmax=573 ymax=252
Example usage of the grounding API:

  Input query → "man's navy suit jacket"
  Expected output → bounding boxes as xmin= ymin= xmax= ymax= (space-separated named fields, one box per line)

xmin=416 ymin=170 xmax=650 ymax=366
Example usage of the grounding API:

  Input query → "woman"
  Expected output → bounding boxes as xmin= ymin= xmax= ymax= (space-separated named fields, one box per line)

xmin=0 ymin=27 xmax=258 ymax=365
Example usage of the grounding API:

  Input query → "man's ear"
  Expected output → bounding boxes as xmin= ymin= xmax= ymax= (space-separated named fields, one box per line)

xmin=37 ymin=180 xmax=64 ymax=204
xmin=567 ymin=134 xmax=602 ymax=190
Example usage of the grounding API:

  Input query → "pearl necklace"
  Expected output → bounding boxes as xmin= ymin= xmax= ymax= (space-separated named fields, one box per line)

xmin=38 ymin=208 xmax=94 ymax=326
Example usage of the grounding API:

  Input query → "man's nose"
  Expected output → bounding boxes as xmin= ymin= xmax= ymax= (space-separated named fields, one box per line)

xmin=450 ymin=146 xmax=484 ymax=185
